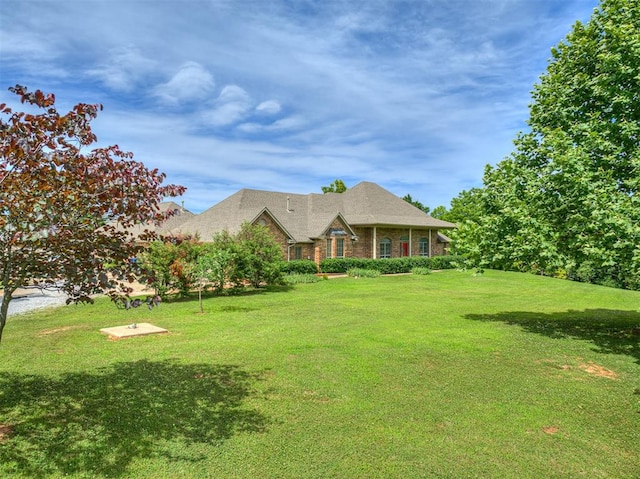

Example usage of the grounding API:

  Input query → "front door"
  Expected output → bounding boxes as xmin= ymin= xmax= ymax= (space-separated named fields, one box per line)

xmin=401 ymin=241 xmax=409 ymax=257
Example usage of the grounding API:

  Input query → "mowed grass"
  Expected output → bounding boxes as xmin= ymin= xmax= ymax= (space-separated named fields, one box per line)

xmin=0 ymin=270 xmax=639 ymax=478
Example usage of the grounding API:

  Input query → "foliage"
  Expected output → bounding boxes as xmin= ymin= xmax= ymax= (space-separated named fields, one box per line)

xmin=319 ymin=257 xmax=371 ymax=273
xmin=235 ymin=222 xmax=284 ymax=288
xmin=320 ymin=255 xmax=461 ymax=273
xmin=142 ymin=225 xmax=285 ymax=296
xmin=453 ymin=0 xmax=640 ymax=288
xmin=439 ymin=188 xmax=483 ymax=224
xmin=282 ymin=273 xmax=321 ymax=284
xmin=428 ymin=254 xmax=462 ymax=270
xmin=192 ymin=243 xmax=237 ymax=311
xmin=137 ymin=241 xmax=174 ymax=297
xmin=321 ymin=179 xmax=348 ymax=193
xmin=411 ymin=267 xmax=432 ymax=275
xmin=138 ymin=237 xmax=200 ymax=298
xmin=402 ymin=188 xmax=480 ymax=223
xmin=210 ymin=230 xmax=244 ymax=288
xmin=279 ymin=259 xmax=318 ymax=275
xmin=0 ymin=85 xmax=184 ymax=343
xmin=402 ymin=194 xmax=430 ymax=214
xmin=346 ymin=268 xmax=381 ymax=278
xmin=429 ymin=205 xmax=448 ymax=219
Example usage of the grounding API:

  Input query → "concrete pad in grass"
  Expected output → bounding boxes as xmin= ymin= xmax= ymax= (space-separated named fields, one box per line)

xmin=100 ymin=323 xmax=168 ymax=339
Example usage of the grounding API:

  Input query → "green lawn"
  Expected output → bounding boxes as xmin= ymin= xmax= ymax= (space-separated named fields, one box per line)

xmin=0 ymin=270 xmax=639 ymax=478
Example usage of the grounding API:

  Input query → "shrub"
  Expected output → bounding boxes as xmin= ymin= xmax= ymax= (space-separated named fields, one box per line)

xmin=320 ymin=256 xmax=460 ymax=274
xmin=429 ymin=255 xmax=462 ymax=270
xmin=280 ymin=260 xmax=318 ymax=275
xmin=347 ymin=268 xmax=381 ymax=278
xmin=575 ymin=261 xmax=598 ymax=283
xmin=196 ymin=243 xmax=237 ymax=294
xmin=411 ymin=267 xmax=432 ymax=275
xmin=139 ymin=237 xmax=201 ymax=298
xmin=236 ymin=222 xmax=284 ymax=287
xmin=320 ymin=258 xmax=359 ymax=273
xmin=283 ymin=273 xmax=321 ymax=284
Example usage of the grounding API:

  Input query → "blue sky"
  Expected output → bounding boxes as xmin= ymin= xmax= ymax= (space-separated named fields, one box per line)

xmin=0 ymin=0 xmax=598 ymax=213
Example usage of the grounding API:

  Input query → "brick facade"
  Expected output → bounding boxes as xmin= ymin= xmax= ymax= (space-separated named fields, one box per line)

xmin=258 ymin=213 xmax=450 ymax=264
xmin=351 ymin=227 xmax=448 ymax=259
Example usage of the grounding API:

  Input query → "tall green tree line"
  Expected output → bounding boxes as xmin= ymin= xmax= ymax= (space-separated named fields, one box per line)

xmin=453 ymin=0 xmax=640 ymax=288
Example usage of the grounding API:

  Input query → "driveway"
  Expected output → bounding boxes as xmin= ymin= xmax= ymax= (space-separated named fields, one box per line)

xmin=3 ymin=290 xmax=68 ymax=316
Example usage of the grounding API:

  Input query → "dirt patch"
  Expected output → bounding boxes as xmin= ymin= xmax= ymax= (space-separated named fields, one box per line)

xmin=579 ymin=362 xmax=618 ymax=380
xmin=542 ymin=425 xmax=559 ymax=435
xmin=539 ymin=358 xmax=618 ymax=380
xmin=0 ymin=424 xmax=13 ymax=442
xmin=37 ymin=325 xmax=79 ymax=337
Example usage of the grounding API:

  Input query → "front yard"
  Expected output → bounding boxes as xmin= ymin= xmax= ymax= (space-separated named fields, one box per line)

xmin=0 ymin=270 xmax=638 ymax=478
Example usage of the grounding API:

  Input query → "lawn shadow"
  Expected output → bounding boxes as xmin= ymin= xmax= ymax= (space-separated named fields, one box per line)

xmin=161 ymin=284 xmax=294 ymax=304
xmin=0 ymin=359 xmax=269 ymax=477
xmin=465 ymin=309 xmax=640 ymax=363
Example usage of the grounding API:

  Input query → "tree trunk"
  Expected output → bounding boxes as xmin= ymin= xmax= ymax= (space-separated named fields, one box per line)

xmin=0 ymin=288 xmax=13 ymax=344
xmin=0 ymin=246 xmax=16 ymax=345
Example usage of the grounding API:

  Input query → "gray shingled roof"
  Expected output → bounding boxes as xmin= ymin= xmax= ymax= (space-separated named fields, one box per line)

xmin=120 ymin=201 xmax=195 ymax=238
xmin=174 ymin=182 xmax=455 ymax=242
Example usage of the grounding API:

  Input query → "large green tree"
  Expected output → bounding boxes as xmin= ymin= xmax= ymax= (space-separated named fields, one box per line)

xmin=440 ymin=188 xmax=482 ymax=224
xmin=402 ymin=194 xmax=430 ymax=214
xmin=321 ymin=179 xmax=348 ymax=194
xmin=454 ymin=0 xmax=640 ymax=287
xmin=0 ymin=86 xmax=185 ymax=343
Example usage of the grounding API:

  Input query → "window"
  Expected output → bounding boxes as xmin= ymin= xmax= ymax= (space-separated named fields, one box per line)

xmin=326 ymin=238 xmax=333 ymax=258
xmin=419 ymin=238 xmax=429 ymax=256
xmin=379 ymin=238 xmax=391 ymax=258
xmin=295 ymin=246 xmax=302 ymax=260
xmin=336 ymin=238 xmax=344 ymax=258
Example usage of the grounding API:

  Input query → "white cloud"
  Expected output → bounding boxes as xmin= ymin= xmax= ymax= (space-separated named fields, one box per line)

xmin=87 ymin=47 xmax=157 ymax=92
xmin=201 ymin=85 xmax=251 ymax=127
xmin=237 ymin=114 xmax=306 ymax=134
xmin=0 ymin=0 xmax=600 ymax=212
xmin=154 ymin=62 xmax=215 ymax=104
xmin=256 ymin=100 xmax=281 ymax=115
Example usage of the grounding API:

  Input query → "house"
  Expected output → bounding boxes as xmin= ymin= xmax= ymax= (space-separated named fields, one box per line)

xmin=173 ymin=182 xmax=455 ymax=264
xmin=121 ymin=201 xmax=195 ymax=241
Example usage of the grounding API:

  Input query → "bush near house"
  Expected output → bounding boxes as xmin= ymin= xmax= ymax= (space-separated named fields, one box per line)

xmin=411 ymin=267 xmax=432 ymax=275
xmin=282 ymin=273 xmax=321 ymax=284
xmin=279 ymin=260 xmax=318 ymax=275
xmin=347 ymin=268 xmax=381 ymax=278
xmin=320 ymin=255 xmax=462 ymax=274
xmin=138 ymin=237 xmax=202 ymax=298
xmin=139 ymin=223 xmax=285 ymax=297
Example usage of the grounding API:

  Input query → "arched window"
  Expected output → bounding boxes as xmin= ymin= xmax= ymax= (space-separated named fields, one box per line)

xmin=419 ymin=237 xmax=429 ymax=256
xmin=380 ymin=237 xmax=391 ymax=258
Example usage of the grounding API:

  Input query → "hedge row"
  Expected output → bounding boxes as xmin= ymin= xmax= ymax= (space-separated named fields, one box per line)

xmin=319 ymin=255 xmax=462 ymax=274
xmin=279 ymin=260 xmax=319 ymax=275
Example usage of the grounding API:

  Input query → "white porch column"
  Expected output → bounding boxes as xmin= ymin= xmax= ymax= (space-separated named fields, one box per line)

xmin=373 ymin=226 xmax=377 ymax=259
xmin=409 ymin=228 xmax=412 ymax=256
xmin=429 ymin=229 xmax=432 ymax=258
